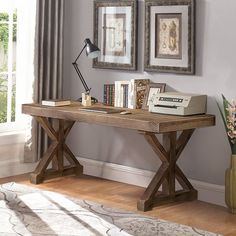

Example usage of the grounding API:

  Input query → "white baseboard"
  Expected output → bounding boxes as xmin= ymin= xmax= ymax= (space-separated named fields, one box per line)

xmin=77 ymin=157 xmax=226 ymax=207
xmin=0 ymin=156 xmax=225 ymax=207
xmin=0 ymin=160 xmax=37 ymax=178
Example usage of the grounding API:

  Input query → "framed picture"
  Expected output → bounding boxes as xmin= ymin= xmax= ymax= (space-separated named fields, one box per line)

xmin=142 ymin=82 xmax=166 ymax=110
xmin=93 ymin=0 xmax=137 ymax=70
xmin=144 ymin=0 xmax=195 ymax=74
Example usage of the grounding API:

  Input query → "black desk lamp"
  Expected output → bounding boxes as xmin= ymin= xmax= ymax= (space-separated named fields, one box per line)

xmin=72 ymin=38 xmax=100 ymax=103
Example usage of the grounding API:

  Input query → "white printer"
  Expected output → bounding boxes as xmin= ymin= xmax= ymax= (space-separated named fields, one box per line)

xmin=149 ymin=92 xmax=207 ymax=116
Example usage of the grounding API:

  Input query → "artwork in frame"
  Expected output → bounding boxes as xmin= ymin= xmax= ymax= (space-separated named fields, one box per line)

xmin=93 ymin=0 xmax=137 ymax=71
xmin=142 ymin=82 xmax=166 ymax=110
xmin=144 ymin=0 xmax=195 ymax=74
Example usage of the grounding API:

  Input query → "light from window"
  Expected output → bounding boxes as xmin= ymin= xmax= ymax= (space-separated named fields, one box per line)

xmin=0 ymin=3 xmax=17 ymax=124
xmin=0 ymin=0 xmax=36 ymax=134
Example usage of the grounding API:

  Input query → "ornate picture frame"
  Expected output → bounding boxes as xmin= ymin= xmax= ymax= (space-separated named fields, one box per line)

xmin=144 ymin=0 xmax=195 ymax=74
xmin=93 ymin=0 xmax=137 ymax=71
xmin=142 ymin=82 xmax=166 ymax=110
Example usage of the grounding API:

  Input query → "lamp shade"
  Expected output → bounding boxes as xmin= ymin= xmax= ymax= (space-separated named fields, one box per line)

xmin=84 ymin=38 xmax=100 ymax=59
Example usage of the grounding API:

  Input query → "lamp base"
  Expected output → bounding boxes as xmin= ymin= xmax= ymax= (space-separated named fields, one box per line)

xmin=77 ymin=97 xmax=98 ymax=104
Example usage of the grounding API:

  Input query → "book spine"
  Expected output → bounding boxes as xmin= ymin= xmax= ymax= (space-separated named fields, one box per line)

xmin=128 ymin=79 xmax=135 ymax=109
xmin=114 ymin=81 xmax=120 ymax=107
xmin=103 ymin=84 xmax=107 ymax=105
xmin=122 ymin=84 xmax=128 ymax=108
xmin=120 ymin=84 xmax=124 ymax=108
xmin=122 ymin=84 xmax=126 ymax=108
xmin=107 ymin=85 xmax=110 ymax=106
xmin=107 ymin=84 xmax=110 ymax=105
xmin=111 ymin=84 xmax=115 ymax=106
xmin=109 ymin=84 xmax=112 ymax=106
xmin=125 ymin=84 xmax=128 ymax=108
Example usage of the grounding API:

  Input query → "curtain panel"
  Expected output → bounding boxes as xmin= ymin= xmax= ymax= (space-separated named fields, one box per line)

xmin=24 ymin=0 xmax=65 ymax=163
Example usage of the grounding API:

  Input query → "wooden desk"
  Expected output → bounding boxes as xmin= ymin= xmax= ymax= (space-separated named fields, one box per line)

xmin=22 ymin=103 xmax=215 ymax=211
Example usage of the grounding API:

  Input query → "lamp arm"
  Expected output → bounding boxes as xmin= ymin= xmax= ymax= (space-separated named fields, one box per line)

xmin=72 ymin=62 xmax=91 ymax=94
xmin=74 ymin=44 xmax=87 ymax=63
xmin=72 ymin=43 xmax=91 ymax=94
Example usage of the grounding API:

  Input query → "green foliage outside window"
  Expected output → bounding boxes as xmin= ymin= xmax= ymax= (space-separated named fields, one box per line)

xmin=0 ymin=76 xmax=15 ymax=123
xmin=0 ymin=11 xmax=17 ymax=124
xmin=11 ymin=83 xmax=16 ymax=122
xmin=0 ymin=76 xmax=7 ymax=123
xmin=0 ymin=12 xmax=17 ymax=52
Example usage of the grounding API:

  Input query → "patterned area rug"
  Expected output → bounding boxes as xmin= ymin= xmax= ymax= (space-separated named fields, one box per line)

xmin=0 ymin=182 xmax=221 ymax=236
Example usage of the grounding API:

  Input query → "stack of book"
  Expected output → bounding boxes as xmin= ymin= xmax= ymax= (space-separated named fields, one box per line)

xmin=103 ymin=84 xmax=115 ymax=106
xmin=42 ymin=99 xmax=71 ymax=106
xmin=114 ymin=79 xmax=150 ymax=109
xmin=114 ymin=81 xmax=130 ymax=108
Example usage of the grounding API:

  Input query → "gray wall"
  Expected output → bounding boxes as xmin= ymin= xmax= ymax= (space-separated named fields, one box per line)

xmin=63 ymin=0 xmax=236 ymax=186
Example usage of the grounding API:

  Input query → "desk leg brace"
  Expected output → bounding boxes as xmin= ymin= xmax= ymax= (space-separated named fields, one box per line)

xmin=30 ymin=117 xmax=83 ymax=184
xmin=137 ymin=129 xmax=197 ymax=211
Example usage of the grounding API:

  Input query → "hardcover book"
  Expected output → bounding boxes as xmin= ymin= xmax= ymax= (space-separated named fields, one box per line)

xmin=103 ymin=84 xmax=115 ymax=106
xmin=115 ymin=81 xmax=130 ymax=108
xmin=128 ymin=79 xmax=150 ymax=109
xmin=42 ymin=99 xmax=71 ymax=107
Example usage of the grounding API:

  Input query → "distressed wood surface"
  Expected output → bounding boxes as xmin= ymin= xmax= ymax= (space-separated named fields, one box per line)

xmin=22 ymin=103 xmax=215 ymax=133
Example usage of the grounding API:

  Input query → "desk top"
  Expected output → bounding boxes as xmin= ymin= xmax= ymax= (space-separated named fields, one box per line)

xmin=22 ymin=103 xmax=215 ymax=133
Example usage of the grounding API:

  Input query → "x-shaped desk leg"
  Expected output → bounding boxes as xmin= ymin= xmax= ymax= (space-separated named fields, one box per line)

xmin=30 ymin=117 xmax=83 ymax=184
xmin=137 ymin=129 xmax=197 ymax=211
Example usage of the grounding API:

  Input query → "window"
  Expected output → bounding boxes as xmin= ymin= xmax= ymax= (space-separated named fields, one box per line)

xmin=0 ymin=4 xmax=17 ymax=124
xmin=0 ymin=0 xmax=36 ymax=134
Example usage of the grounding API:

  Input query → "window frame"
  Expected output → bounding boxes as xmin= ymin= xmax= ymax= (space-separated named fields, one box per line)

xmin=0 ymin=1 xmax=24 ymax=133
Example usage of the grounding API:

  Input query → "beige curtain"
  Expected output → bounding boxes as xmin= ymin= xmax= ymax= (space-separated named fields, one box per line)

xmin=24 ymin=0 xmax=65 ymax=162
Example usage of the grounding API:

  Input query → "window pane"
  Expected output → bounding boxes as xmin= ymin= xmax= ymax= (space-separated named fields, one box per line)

xmin=11 ymin=73 xmax=15 ymax=122
xmin=13 ymin=10 xmax=17 ymax=22
xmin=0 ymin=23 xmax=8 ymax=72
xmin=0 ymin=74 xmax=8 ymax=123
xmin=12 ymin=23 xmax=16 ymax=71
xmin=0 ymin=12 xmax=9 ymax=22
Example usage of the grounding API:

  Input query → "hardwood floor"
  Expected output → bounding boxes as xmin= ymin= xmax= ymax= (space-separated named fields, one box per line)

xmin=0 ymin=174 xmax=236 ymax=235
